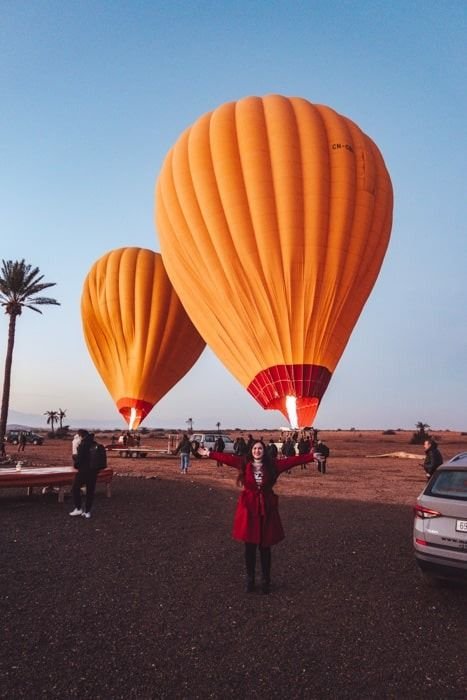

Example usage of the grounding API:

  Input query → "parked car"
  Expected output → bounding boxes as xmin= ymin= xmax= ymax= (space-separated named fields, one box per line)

xmin=190 ymin=433 xmax=235 ymax=454
xmin=6 ymin=430 xmax=44 ymax=445
xmin=413 ymin=453 xmax=467 ymax=583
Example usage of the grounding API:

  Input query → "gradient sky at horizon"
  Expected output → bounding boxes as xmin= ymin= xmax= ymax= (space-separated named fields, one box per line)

xmin=1 ymin=1 xmax=466 ymax=431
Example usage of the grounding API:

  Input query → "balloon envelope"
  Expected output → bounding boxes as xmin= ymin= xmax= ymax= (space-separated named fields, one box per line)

xmin=156 ymin=95 xmax=393 ymax=427
xmin=81 ymin=247 xmax=205 ymax=428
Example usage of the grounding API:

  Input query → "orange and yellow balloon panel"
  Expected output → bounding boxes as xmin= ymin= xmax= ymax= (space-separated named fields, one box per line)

xmin=81 ymin=247 xmax=205 ymax=429
xmin=156 ymin=95 xmax=393 ymax=428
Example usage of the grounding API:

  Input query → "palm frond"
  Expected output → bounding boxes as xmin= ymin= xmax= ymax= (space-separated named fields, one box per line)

xmin=28 ymin=297 xmax=60 ymax=305
xmin=0 ymin=260 xmax=59 ymax=311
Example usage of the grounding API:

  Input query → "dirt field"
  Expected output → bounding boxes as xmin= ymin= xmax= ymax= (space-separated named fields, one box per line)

xmin=8 ymin=428 xmax=467 ymax=506
xmin=1 ymin=430 xmax=466 ymax=698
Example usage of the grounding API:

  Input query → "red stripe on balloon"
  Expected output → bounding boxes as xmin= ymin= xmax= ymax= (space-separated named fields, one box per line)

xmin=116 ymin=398 xmax=154 ymax=427
xmin=247 ymin=364 xmax=332 ymax=406
xmin=247 ymin=364 xmax=332 ymax=426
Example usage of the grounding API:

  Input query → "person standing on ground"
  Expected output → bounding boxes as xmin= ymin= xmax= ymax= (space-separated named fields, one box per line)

xmin=246 ymin=434 xmax=255 ymax=452
xmin=69 ymin=429 xmax=97 ymax=519
xmin=208 ymin=439 xmax=315 ymax=594
xmin=281 ymin=435 xmax=296 ymax=474
xmin=213 ymin=434 xmax=225 ymax=467
xmin=234 ymin=435 xmax=247 ymax=456
xmin=297 ymin=434 xmax=311 ymax=469
xmin=422 ymin=438 xmax=443 ymax=479
xmin=266 ymin=439 xmax=278 ymax=460
xmin=173 ymin=433 xmax=193 ymax=474
xmin=314 ymin=439 xmax=330 ymax=474
xmin=18 ymin=432 xmax=27 ymax=452
xmin=282 ymin=436 xmax=296 ymax=457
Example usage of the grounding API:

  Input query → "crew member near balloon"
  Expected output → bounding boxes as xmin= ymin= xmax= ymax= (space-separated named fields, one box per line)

xmin=422 ymin=437 xmax=443 ymax=479
xmin=207 ymin=440 xmax=315 ymax=594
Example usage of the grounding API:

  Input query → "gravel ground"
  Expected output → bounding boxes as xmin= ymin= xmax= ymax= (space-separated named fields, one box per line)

xmin=1 ymin=471 xmax=466 ymax=699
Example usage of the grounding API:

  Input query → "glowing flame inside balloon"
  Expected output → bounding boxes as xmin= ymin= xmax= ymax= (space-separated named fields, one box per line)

xmin=286 ymin=395 xmax=299 ymax=430
xmin=129 ymin=407 xmax=138 ymax=431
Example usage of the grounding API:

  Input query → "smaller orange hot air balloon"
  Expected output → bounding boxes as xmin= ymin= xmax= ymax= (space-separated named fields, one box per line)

xmin=81 ymin=247 xmax=205 ymax=429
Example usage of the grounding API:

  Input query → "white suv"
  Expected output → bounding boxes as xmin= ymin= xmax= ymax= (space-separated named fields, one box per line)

xmin=190 ymin=433 xmax=235 ymax=453
xmin=413 ymin=453 xmax=467 ymax=584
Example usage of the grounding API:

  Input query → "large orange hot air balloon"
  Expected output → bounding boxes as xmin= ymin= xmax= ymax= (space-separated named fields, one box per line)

xmin=156 ymin=95 xmax=393 ymax=427
xmin=81 ymin=247 xmax=205 ymax=429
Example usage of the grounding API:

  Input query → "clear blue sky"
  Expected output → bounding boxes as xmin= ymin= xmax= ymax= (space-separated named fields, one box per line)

xmin=1 ymin=1 xmax=466 ymax=431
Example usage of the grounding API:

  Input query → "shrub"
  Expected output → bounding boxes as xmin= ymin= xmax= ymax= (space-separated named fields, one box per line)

xmin=55 ymin=427 xmax=70 ymax=438
xmin=410 ymin=431 xmax=430 ymax=445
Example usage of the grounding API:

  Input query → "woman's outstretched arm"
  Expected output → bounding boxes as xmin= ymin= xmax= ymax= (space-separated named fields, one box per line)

xmin=208 ymin=451 xmax=243 ymax=469
xmin=275 ymin=452 xmax=315 ymax=474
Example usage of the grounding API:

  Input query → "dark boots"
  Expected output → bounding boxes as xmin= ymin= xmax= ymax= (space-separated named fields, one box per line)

xmin=244 ymin=544 xmax=271 ymax=593
xmin=246 ymin=577 xmax=256 ymax=593
xmin=245 ymin=543 xmax=256 ymax=592
xmin=259 ymin=546 xmax=271 ymax=594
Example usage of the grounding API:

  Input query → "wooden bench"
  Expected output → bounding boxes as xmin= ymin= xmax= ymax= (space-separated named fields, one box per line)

xmin=0 ymin=466 xmax=114 ymax=503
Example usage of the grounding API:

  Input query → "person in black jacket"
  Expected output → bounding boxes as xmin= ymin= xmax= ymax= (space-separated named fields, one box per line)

xmin=173 ymin=433 xmax=193 ymax=474
xmin=297 ymin=435 xmax=311 ymax=469
xmin=234 ymin=436 xmax=247 ymax=456
xmin=213 ymin=435 xmax=225 ymax=466
xmin=281 ymin=437 xmax=296 ymax=457
xmin=422 ymin=438 xmax=443 ymax=479
xmin=69 ymin=429 xmax=97 ymax=519
xmin=266 ymin=439 xmax=278 ymax=460
xmin=315 ymin=440 xmax=330 ymax=474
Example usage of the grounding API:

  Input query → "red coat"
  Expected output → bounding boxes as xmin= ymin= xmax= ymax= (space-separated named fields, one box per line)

xmin=210 ymin=451 xmax=315 ymax=546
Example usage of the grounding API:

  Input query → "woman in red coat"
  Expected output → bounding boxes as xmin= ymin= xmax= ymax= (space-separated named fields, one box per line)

xmin=209 ymin=439 xmax=315 ymax=593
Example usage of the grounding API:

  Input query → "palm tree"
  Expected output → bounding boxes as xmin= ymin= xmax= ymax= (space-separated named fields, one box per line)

xmin=410 ymin=420 xmax=431 ymax=445
xmin=44 ymin=410 xmax=59 ymax=433
xmin=216 ymin=421 xmax=221 ymax=433
xmin=0 ymin=260 xmax=60 ymax=447
xmin=186 ymin=417 xmax=193 ymax=433
xmin=58 ymin=408 xmax=67 ymax=430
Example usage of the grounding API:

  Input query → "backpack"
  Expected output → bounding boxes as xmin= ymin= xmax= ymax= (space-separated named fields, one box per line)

xmin=319 ymin=443 xmax=330 ymax=458
xmin=89 ymin=442 xmax=107 ymax=471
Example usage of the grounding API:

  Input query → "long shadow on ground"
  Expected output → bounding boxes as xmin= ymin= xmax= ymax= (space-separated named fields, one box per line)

xmin=0 ymin=476 xmax=466 ymax=699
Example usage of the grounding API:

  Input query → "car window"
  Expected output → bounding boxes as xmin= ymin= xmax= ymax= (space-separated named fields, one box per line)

xmin=448 ymin=452 xmax=467 ymax=463
xmin=426 ymin=470 xmax=467 ymax=501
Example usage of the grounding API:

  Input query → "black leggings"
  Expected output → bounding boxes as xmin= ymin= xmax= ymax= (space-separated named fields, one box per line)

xmin=244 ymin=543 xmax=271 ymax=582
xmin=72 ymin=469 xmax=98 ymax=512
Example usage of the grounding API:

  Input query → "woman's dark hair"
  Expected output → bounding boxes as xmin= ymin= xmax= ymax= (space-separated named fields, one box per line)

xmin=236 ymin=440 xmax=277 ymax=486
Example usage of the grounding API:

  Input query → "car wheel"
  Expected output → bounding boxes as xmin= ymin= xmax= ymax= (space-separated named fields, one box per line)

xmin=33 ymin=440 xmax=39 ymax=445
